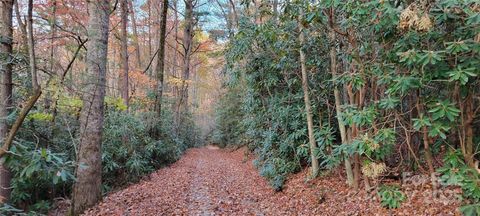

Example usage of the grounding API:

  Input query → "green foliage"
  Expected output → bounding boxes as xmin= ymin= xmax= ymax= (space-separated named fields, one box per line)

xmin=377 ymin=185 xmax=406 ymax=209
xmin=105 ymin=97 xmax=128 ymax=111
xmin=4 ymin=98 xmax=198 ymax=212
xmin=438 ymin=150 xmax=480 ymax=210
xmin=26 ymin=112 xmax=53 ymax=122
xmin=0 ymin=204 xmax=26 ymax=215
xmin=57 ymin=95 xmax=82 ymax=114
xmin=219 ymin=0 xmax=480 ymax=202
xmin=428 ymin=100 xmax=461 ymax=122
xmin=212 ymin=85 xmax=246 ymax=147
xmin=218 ymin=11 xmax=322 ymax=189
xmin=5 ymin=141 xmax=75 ymax=212
xmin=460 ymin=203 xmax=480 ymax=216
xmin=102 ymin=109 xmax=194 ymax=189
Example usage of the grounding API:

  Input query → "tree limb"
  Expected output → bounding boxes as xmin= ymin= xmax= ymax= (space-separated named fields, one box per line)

xmin=0 ymin=89 xmax=42 ymax=158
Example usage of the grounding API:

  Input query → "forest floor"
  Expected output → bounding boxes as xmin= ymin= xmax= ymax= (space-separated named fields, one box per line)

xmin=81 ymin=146 xmax=461 ymax=216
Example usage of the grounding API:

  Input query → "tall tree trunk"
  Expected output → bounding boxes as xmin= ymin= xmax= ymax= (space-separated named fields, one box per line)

xmin=128 ymin=0 xmax=142 ymax=68
xmin=71 ymin=1 xmax=110 ymax=215
xmin=179 ymin=0 xmax=194 ymax=116
xmin=215 ymin=0 xmax=233 ymax=38
xmin=328 ymin=8 xmax=354 ymax=187
xmin=119 ymin=0 xmax=129 ymax=107
xmin=0 ymin=0 xmax=42 ymax=202
xmin=172 ymin=0 xmax=179 ymax=97
xmin=147 ymin=0 xmax=152 ymax=62
xmin=27 ymin=0 xmax=38 ymax=91
xmin=45 ymin=0 xmax=57 ymax=110
xmin=464 ymin=92 xmax=474 ymax=167
xmin=228 ymin=0 xmax=238 ymax=27
xmin=49 ymin=0 xmax=57 ymax=75
xmin=0 ymin=0 xmax=14 ymax=204
xmin=155 ymin=0 xmax=168 ymax=117
xmin=14 ymin=0 xmax=27 ymax=51
xmin=272 ymin=0 xmax=278 ymax=21
xmin=299 ymin=6 xmax=319 ymax=177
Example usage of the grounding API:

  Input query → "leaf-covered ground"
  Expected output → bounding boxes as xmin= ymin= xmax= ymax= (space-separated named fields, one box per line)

xmin=83 ymin=147 xmax=460 ymax=215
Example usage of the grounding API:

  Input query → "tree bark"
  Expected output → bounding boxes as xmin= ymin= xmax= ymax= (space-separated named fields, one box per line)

xmin=272 ymin=0 xmax=278 ymax=21
xmin=71 ymin=1 xmax=110 ymax=215
xmin=128 ymin=0 xmax=142 ymax=68
xmin=299 ymin=6 xmax=319 ymax=177
xmin=27 ymin=0 xmax=39 ymax=91
xmin=179 ymin=0 xmax=194 ymax=117
xmin=416 ymin=91 xmax=437 ymax=195
xmin=147 ymin=0 xmax=152 ymax=62
xmin=328 ymin=8 xmax=354 ymax=187
xmin=14 ymin=0 xmax=27 ymax=51
xmin=49 ymin=0 xmax=57 ymax=75
xmin=182 ymin=0 xmax=194 ymax=99
xmin=464 ymin=92 xmax=474 ymax=167
xmin=119 ymin=0 xmax=129 ymax=107
xmin=0 ymin=0 xmax=14 ymax=204
xmin=0 ymin=90 xmax=42 ymax=159
xmin=45 ymin=0 xmax=57 ymax=110
xmin=0 ymin=0 xmax=42 ymax=202
xmin=227 ymin=0 xmax=238 ymax=27
xmin=155 ymin=0 xmax=169 ymax=117
xmin=172 ymin=0 xmax=179 ymax=96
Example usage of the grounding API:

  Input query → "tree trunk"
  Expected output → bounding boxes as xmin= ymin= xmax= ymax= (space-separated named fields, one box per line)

xmin=172 ymin=0 xmax=179 ymax=97
xmin=128 ymin=0 xmax=142 ymax=68
xmin=119 ymin=0 xmax=129 ymax=107
xmin=328 ymin=8 xmax=354 ymax=187
xmin=180 ymin=0 xmax=194 ymax=116
xmin=27 ymin=0 xmax=39 ymax=91
xmin=228 ymin=0 xmax=238 ymax=27
xmin=416 ymin=91 xmax=437 ymax=195
xmin=272 ymin=0 xmax=278 ymax=21
xmin=147 ymin=0 xmax=152 ymax=62
xmin=299 ymin=7 xmax=319 ymax=177
xmin=49 ymin=0 xmax=57 ymax=75
xmin=14 ymin=0 xmax=27 ymax=51
xmin=155 ymin=0 xmax=168 ymax=117
xmin=0 ymin=0 xmax=14 ymax=204
xmin=71 ymin=1 xmax=110 ymax=215
xmin=45 ymin=0 xmax=57 ymax=110
xmin=464 ymin=92 xmax=474 ymax=167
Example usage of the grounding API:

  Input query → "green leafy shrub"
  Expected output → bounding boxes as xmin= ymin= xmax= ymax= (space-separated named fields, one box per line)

xmin=377 ymin=185 xmax=406 ymax=209
xmin=460 ymin=203 xmax=480 ymax=216
xmin=5 ymin=140 xmax=75 ymax=213
xmin=3 ymin=98 xmax=199 ymax=212
xmin=438 ymin=150 xmax=480 ymax=214
xmin=102 ymin=109 xmax=191 ymax=189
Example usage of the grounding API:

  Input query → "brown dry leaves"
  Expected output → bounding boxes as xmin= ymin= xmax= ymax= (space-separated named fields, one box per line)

xmin=83 ymin=147 xmax=460 ymax=216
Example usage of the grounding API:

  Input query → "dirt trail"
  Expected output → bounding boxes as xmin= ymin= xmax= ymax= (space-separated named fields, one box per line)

xmin=84 ymin=147 xmax=316 ymax=216
xmin=84 ymin=147 xmax=459 ymax=216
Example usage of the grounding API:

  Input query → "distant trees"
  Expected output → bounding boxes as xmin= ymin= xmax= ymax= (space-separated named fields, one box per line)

xmin=0 ymin=0 xmax=214 ymax=214
xmin=71 ymin=1 xmax=110 ymax=214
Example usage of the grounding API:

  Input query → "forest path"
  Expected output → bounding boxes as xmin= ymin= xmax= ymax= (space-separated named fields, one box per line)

xmin=82 ymin=146 xmax=457 ymax=215
xmin=84 ymin=146 xmax=317 ymax=216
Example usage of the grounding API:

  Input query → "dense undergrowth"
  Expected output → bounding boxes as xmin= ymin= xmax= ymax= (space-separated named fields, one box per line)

xmin=214 ymin=0 xmax=480 ymax=212
xmin=1 ymin=94 xmax=200 ymax=214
